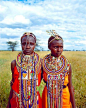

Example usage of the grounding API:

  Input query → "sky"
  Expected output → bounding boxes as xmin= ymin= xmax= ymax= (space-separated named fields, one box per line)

xmin=0 ymin=0 xmax=86 ymax=51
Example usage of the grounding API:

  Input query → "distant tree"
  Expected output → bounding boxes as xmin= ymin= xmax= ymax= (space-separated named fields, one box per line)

xmin=7 ymin=41 xmax=18 ymax=51
xmin=35 ymin=39 xmax=43 ymax=51
xmin=41 ymin=47 xmax=44 ymax=51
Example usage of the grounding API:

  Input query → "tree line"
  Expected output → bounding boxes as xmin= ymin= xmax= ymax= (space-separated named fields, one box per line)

xmin=6 ymin=39 xmax=44 ymax=51
xmin=6 ymin=41 xmax=86 ymax=52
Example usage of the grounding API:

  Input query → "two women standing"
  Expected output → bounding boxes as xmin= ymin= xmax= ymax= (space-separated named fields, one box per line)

xmin=7 ymin=31 xmax=76 ymax=108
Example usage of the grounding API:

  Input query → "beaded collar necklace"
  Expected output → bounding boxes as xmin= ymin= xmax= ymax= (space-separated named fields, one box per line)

xmin=16 ymin=52 xmax=39 ymax=70
xmin=43 ymin=54 xmax=67 ymax=75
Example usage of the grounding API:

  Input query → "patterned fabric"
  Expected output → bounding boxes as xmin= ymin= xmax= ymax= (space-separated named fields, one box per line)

xmin=10 ymin=52 xmax=42 ymax=108
xmin=42 ymin=54 xmax=71 ymax=108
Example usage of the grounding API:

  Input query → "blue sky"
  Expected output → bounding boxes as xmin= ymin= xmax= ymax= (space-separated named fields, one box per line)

xmin=0 ymin=0 xmax=86 ymax=51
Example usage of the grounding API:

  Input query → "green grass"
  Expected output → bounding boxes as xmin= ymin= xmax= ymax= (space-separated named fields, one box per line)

xmin=0 ymin=51 xmax=86 ymax=108
xmin=63 ymin=51 xmax=86 ymax=108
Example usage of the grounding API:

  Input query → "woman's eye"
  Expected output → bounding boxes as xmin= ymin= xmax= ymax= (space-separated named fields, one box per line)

xmin=54 ymin=46 xmax=57 ymax=48
xmin=53 ymin=46 xmax=63 ymax=49
xmin=22 ymin=43 xmax=26 ymax=45
xmin=60 ymin=46 xmax=63 ymax=48
xmin=22 ymin=42 xmax=35 ymax=46
xmin=30 ymin=43 xmax=34 ymax=45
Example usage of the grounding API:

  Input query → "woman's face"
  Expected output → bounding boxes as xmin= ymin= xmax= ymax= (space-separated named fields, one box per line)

xmin=49 ymin=39 xmax=63 ymax=57
xmin=21 ymin=36 xmax=36 ymax=55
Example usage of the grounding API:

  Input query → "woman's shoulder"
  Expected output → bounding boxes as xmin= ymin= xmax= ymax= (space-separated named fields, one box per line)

xmin=11 ymin=59 xmax=16 ymax=65
xmin=11 ymin=59 xmax=16 ymax=72
xmin=61 ymin=55 xmax=71 ymax=73
xmin=34 ymin=52 xmax=39 ymax=56
xmin=43 ymin=54 xmax=50 ymax=59
xmin=61 ymin=55 xmax=70 ymax=63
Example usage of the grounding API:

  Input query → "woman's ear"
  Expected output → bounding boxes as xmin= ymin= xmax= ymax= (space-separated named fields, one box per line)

xmin=48 ymin=44 xmax=51 ymax=50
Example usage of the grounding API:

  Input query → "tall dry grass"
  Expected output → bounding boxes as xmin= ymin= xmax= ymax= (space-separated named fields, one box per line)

xmin=0 ymin=51 xmax=86 ymax=108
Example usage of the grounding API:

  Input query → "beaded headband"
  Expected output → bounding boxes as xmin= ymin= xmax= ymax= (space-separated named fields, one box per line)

xmin=21 ymin=32 xmax=36 ymax=42
xmin=46 ymin=30 xmax=63 ymax=44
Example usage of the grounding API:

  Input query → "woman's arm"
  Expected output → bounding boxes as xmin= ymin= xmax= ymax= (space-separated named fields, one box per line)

xmin=68 ymin=64 xmax=76 ymax=108
xmin=40 ymin=58 xmax=43 ymax=79
xmin=7 ymin=60 xmax=16 ymax=108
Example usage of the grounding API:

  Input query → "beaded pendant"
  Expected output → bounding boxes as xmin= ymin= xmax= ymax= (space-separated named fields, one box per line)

xmin=16 ymin=52 xmax=41 ymax=108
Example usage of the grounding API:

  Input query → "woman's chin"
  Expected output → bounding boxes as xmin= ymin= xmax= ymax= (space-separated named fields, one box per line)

xmin=23 ymin=51 xmax=34 ymax=55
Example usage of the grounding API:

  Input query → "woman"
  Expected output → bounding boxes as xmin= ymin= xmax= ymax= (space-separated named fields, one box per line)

xmin=7 ymin=32 xmax=42 ymax=108
xmin=42 ymin=30 xmax=76 ymax=108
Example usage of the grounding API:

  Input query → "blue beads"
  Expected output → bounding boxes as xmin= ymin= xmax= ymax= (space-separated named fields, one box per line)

xmin=29 ymin=105 xmax=31 ymax=108
xmin=37 ymin=100 xmax=39 ymax=104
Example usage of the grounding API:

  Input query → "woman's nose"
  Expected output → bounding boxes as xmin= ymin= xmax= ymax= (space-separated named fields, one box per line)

xmin=57 ymin=47 xmax=60 ymax=51
xmin=26 ymin=43 xmax=30 ymax=48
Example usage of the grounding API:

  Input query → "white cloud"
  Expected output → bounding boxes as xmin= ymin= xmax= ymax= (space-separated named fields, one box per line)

xmin=0 ymin=4 xmax=7 ymax=13
xmin=0 ymin=27 xmax=25 ymax=36
xmin=75 ymin=40 xmax=86 ymax=45
xmin=0 ymin=15 xmax=31 ymax=25
xmin=0 ymin=0 xmax=86 ymax=50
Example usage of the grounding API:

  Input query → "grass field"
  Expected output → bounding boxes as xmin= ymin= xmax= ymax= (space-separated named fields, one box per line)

xmin=0 ymin=51 xmax=86 ymax=108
